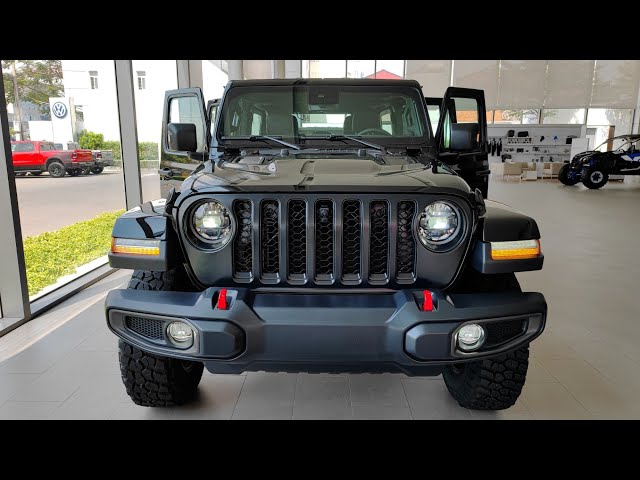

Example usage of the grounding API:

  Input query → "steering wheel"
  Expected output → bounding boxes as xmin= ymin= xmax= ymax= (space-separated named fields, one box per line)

xmin=357 ymin=128 xmax=392 ymax=136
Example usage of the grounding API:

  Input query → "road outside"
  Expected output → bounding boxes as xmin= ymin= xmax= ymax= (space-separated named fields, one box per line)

xmin=15 ymin=170 xmax=161 ymax=238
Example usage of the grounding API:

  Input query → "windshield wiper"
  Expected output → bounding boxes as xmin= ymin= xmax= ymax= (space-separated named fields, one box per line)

xmin=303 ymin=134 xmax=389 ymax=153
xmin=229 ymin=135 xmax=300 ymax=150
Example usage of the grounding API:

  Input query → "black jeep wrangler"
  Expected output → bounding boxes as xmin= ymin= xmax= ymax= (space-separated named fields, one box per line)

xmin=106 ymin=79 xmax=546 ymax=411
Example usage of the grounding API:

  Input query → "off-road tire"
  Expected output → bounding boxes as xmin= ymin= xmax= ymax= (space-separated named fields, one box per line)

xmin=582 ymin=168 xmax=608 ymax=189
xmin=91 ymin=166 xmax=104 ymax=174
xmin=444 ymin=268 xmax=529 ymax=410
xmin=119 ymin=267 xmax=203 ymax=406
xmin=118 ymin=341 xmax=204 ymax=407
xmin=443 ymin=347 xmax=529 ymax=410
xmin=127 ymin=268 xmax=197 ymax=292
xmin=47 ymin=161 xmax=66 ymax=178
xmin=558 ymin=164 xmax=579 ymax=186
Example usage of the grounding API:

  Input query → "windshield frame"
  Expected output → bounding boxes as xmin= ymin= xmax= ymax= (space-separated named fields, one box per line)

xmin=214 ymin=83 xmax=433 ymax=151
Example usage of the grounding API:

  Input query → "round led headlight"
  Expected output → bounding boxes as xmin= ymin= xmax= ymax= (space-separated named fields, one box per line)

xmin=191 ymin=201 xmax=233 ymax=249
xmin=418 ymin=201 xmax=461 ymax=248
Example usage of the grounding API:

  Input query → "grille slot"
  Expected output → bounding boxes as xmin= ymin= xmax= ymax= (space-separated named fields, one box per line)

xmin=484 ymin=319 xmax=527 ymax=347
xmin=233 ymin=200 xmax=253 ymax=278
xmin=315 ymin=200 xmax=334 ymax=280
xmin=396 ymin=201 xmax=416 ymax=278
xmin=228 ymin=196 xmax=423 ymax=286
xmin=369 ymin=201 xmax=389 ymax=280
xmin=288 ymin=200 xmax=307 ymax=278
xmin=260 ymin=200 xmax=280 ymax=277
xmin=125 ymin=316 xmax=164 ymax=340
xmin=342 ymin=200 xmax=362 ymax=280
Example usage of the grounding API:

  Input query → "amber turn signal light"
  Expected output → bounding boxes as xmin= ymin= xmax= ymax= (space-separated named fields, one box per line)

xmin=111 ymin=237 xmax=160 ymax=256
xmin=490 ymin=239 xmax=540 ymax=260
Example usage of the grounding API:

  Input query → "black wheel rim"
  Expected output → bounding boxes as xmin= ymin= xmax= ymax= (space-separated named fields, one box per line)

xmin=51 ymin=164 xmax=62 ymax=176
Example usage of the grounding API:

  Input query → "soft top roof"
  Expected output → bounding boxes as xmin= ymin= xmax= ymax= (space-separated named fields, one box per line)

xmin=227 ymin=78 xmax=422 ymax=89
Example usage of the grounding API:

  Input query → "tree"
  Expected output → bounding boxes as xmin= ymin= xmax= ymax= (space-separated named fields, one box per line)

xmin=78 ymin=130 xmax=105 ymax=150
xmin=2 ymin=60 xmax=64 ymax=116
xmin=500 ymin=109 xmax=556 ymax=123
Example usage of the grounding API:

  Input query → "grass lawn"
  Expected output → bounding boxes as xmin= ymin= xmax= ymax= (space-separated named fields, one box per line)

xmin=24 ymin=210 xmax=124 ymax=296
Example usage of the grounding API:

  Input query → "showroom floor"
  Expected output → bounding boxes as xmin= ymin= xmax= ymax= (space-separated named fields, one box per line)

xmin=2 ymin=177 xmax=640 ymax=420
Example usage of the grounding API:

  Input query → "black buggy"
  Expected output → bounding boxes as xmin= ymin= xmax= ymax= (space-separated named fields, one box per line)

xmin=560 ymin=134 xmax=640 ymax=189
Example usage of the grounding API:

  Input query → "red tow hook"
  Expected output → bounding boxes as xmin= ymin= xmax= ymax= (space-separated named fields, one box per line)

xmin=217 ymin=288 xmax=228 ymax=310
xmin=422 ymin=290 xmax=433 ymax=312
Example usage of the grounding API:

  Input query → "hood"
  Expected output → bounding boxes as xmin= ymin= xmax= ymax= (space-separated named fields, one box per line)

xmin=179 ymin=154 xmax=471 ymax=194
xmin=571 ymin=150 xmax=598 ymax=163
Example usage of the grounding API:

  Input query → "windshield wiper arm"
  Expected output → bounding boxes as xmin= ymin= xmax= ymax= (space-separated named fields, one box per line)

xmin=247 ymin=135 xmax=300 ymax=150
xmin=318 ymin=134 xmax=389 ymax=153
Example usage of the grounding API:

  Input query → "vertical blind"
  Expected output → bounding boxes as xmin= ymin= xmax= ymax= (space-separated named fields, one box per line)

xmin=405 ymin=60 xmax=452 ymax=97
xmin=497 ymin=60 xmax=547 ymax=109
xmin=545 ymin=60 xmax=595 ymax=108
xmin=590 ymin=60 xmax=640 ymax=108
xmin=409 ymin=59 xmax=640 ymax=110
xmin=452 ymin=60 xmax=499 ymax=109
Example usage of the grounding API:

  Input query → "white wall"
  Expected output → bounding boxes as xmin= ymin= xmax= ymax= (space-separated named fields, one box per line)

xmin=61 ymin=60 xmax=121 ymax=141
xmin=131 ymin=61 xmax=178 ymax=143
xmin=202 ymin=61 xmax=228 ymax=101
xmin=28 ymin=121 xmax=53 ymax=141
xmin=62 ymin=60 xmax=179 ymax=143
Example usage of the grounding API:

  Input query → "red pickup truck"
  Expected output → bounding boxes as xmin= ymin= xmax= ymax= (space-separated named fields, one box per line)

xmin=11 ymin=141 xmax=94 ymax=178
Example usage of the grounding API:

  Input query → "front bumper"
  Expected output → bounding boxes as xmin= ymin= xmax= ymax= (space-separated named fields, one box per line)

xmin=105 ymin=288 xmax=546 ymax=376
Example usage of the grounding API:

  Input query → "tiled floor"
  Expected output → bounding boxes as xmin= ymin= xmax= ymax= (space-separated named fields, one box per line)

xmin=2 ymin=177 xmax=640 ymax=419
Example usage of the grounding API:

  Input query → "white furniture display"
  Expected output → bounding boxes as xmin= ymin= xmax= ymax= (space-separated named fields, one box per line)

xmin=542 ymin=162 xmax=563 ymax=179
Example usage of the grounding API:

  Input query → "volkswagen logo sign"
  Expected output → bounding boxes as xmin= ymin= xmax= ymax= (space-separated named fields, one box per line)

xmin=52 ymin=102 xmax=68 ymax=119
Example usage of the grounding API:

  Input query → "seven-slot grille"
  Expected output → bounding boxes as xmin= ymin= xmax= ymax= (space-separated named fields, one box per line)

xmin=231 ymin=198 xmax=419 ymax=285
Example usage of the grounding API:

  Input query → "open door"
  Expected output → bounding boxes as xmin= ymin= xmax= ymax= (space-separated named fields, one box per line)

xmin=159 ymin=88 xmax=209 ymax=198
xmin=435 ymin=87 xmax=489 ymax=198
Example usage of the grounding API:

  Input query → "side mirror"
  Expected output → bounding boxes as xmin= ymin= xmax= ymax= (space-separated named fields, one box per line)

xmin=167 ymin=123 xmax=197 ymax=152
xmin=450 ymin=123 xmax=479 ymax=152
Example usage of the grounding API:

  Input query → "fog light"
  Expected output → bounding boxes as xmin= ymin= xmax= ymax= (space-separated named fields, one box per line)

xmin=457 ymin=324 xmax=485 ymax=351
xmin=167 ymin=321 xmax=193 ymax=347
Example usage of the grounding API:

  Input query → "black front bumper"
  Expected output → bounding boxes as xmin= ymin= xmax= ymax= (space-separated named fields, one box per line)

xmin=105 ymin=288 xmax=546 ymax=376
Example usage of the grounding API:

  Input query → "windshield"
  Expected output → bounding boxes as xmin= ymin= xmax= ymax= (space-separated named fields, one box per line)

xmin=218 ymin=85 xmax=430 ymax=148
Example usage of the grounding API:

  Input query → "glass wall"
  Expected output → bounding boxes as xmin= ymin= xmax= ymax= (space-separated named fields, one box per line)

xmin=6 ymin=60 xmax=127 ymax=301
xmin=347 ymin=60 xmax=375 ymax=79
xmin=542 ymin=108 xmax=586 ymax=125
xmin=130 ymin=60 xmax=178 ymax=202
xmin=304 ymin=60 xmax=406 ymax=80
xmin=587 ymin=108 xmax=634 ymax=151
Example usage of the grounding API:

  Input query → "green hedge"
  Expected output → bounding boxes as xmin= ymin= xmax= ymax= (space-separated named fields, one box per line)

xmin=24 ymin=210 xmax=124 ymax=296
xmin=139 ymin=142 xmax=159 ymax=160
xmin=102 ymin=140 xmax=122 ymax=160
xmin=75 ymin=132 xmax=159 ymax=162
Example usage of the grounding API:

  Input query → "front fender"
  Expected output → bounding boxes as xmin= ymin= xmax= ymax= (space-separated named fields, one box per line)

xmin=471 ymin=200 xmax=543 ymax=274
xmin=477 ymin=200 xmax=540 ymax=242
xmin=108 ymin=200 xmax=179 ymax=271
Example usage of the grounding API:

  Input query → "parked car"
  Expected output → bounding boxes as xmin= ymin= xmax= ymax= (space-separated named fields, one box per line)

xmin=84 ymin=150 xmax=114 ymax=174
xmin=106 ymin=79 xmax=546 ymax=410
xmin=559 ymin=134 xmax=640 ymax=189
xmin=11 ymin=141 xmax=94 ymax=177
